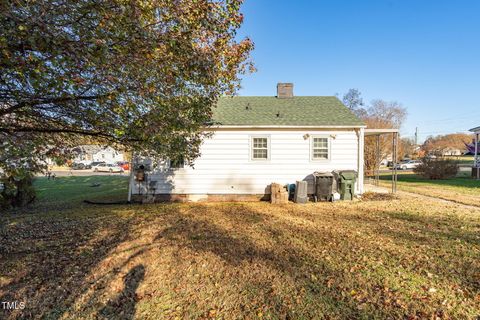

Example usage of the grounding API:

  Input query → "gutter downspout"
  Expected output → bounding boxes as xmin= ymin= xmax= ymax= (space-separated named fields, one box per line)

xmin=475 ymin=133 xmax=479 ymax=179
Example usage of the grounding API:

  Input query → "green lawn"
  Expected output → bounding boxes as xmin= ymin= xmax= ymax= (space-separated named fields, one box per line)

xmin=1 ymin=178 xmax=479 ymax=319
xmin=27 ymin=176 xmax=129 ymax=213
xmin=379 ymin=173 xmax=480 ymax=207
xmin=445 ymin=155 xmax=474 ymax=166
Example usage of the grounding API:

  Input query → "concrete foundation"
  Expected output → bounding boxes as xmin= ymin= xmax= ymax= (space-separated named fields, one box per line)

xmin=131 ymin=194 xmax=270 ymax=203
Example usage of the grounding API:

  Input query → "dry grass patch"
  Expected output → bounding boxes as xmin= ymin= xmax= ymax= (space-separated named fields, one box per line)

xmin=1 ymin=196 xmax=480 ymax=319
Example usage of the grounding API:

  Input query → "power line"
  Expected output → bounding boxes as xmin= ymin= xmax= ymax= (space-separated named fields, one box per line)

xmin=414 ymin=113 xmax=480 ymax=124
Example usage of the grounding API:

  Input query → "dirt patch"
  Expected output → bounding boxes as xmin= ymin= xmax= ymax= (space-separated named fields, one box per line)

xmin=361 ymin=192 xmax=398 ymax=201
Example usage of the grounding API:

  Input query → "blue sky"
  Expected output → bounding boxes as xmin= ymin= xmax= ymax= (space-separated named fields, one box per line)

xmin=236 ymin=0 xmax=480 ymax=141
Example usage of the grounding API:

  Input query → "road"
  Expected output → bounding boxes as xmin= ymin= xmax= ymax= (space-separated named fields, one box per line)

xmin=43 ymin=166 xmax=471 ymax=177
xmin=40 ymin=169 xmax=130 ymax=177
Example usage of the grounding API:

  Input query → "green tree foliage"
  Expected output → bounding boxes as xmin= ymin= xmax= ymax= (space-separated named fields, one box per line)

xmin=0 ymin=0 xmax=253 ymax=207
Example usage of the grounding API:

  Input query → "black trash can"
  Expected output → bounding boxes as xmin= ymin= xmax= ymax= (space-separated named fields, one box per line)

xmin=314 ymin=172 xmax=334 ymax=202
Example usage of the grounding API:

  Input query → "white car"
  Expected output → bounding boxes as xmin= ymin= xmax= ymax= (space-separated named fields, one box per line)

xmin=92 ymin=163 xmax=124 ymax=173
xmin=395 ymin=160 xmax=422 ymax=170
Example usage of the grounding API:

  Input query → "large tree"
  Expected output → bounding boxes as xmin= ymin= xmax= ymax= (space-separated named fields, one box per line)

xmin=1 ymin=0 xmax=253 ymax=157
xmin=0 ymin=0 xmax=253 ymax=207
xmin=422 ymin=133 xmax=472 ymax=155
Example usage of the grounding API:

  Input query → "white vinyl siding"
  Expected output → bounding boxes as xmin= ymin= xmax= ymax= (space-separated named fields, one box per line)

xmin=311 ymin=136 xmax=330 ymax=160
xmin=132 ymin=129 xmax=361 ymax=195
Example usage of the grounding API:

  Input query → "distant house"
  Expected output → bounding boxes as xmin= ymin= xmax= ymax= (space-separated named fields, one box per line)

xmin=130 ymin=83 xmax=368 ymax=202
xmin=440 ymin=148 xmax=463 ymax=156
xmin=470 ymin=126 xmax=480 ymax=173
xmin=465 ymin=137 xmax=480 ymax=156
xmin=73 ymin=145 xmax=124 ymax=164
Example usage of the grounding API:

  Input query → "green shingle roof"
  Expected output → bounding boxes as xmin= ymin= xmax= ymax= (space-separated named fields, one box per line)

xmin=212 ymin=96 xmax=365 ymax=127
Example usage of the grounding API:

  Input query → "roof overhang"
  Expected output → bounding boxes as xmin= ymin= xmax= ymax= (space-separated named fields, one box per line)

xmin=205 ymin=125 xmax=367 ymax=130
xmin=364 ymin=128 xmax=399 ymax=136
xmin=469 ymin=126 xmax=480 ymax=133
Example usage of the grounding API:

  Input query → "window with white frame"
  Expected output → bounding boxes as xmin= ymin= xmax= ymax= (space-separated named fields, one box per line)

xmin=251 ymin=136 xmax=269 ymax=160
xmin=311 ymin=136 xmax=329 ymax=160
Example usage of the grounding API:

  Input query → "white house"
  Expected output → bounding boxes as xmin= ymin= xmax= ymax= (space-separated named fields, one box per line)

xmin=130 ymin=83 xmax=366 ymax=202
xmin=440 ymin=148 xmax=463 ymax=156
xmin=73 ymin=145 xmax=124 ymax=164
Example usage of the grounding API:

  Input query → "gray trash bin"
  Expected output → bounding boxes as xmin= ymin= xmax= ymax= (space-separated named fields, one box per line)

xmin=294 ymin=180 xmax=308 ymax=204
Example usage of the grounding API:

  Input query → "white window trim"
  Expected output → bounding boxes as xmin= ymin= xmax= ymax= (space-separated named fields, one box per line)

xmin=310 ymin=135 xmax=331 ymax=162
xmin=250 ymin=135 xmax=271 ymax=161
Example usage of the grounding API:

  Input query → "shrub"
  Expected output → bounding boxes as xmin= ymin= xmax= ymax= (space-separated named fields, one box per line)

xmin=0 ymin=174 xmax=36 ymax=210
xmin=413 ymin=157 xmax=459 ymax=179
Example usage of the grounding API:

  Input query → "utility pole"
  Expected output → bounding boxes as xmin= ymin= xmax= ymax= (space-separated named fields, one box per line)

xmin=414 ymin=127 xmax=418 ymax=146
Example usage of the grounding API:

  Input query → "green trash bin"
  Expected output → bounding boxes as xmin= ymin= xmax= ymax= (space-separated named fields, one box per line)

xmin=339 ymin=170 xmax=357 ymax=200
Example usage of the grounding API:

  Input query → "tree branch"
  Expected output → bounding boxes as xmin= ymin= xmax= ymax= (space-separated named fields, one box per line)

xmin=0 ymin=95 xmax=104 ymax=116
xmin=0 ymin=126 xmax=141 ymax=143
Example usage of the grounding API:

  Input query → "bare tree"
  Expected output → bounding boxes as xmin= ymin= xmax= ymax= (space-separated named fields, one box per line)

xmin=363 ymin=100 xmax=407 ymax=174
xmin=342 ymin=88 xmax=365 ymax=117
xmin=399 ymin=137 xmax=416 ymax=159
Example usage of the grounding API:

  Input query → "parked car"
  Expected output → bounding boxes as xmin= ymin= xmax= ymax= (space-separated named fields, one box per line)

xmin=90 ymin=161 xmax=106 ymax=168
xmin=395 ymin=160 xmax=422 ymax=170
xmin=71 ymin=162 xmax=86 ymax=170
xmin=71 ymin=160 xmax=92 ymax=170
xmin=116 ymin=161 xmax=130 ymax=171
xmin=92 ymin=163 xmax=124 ymax=173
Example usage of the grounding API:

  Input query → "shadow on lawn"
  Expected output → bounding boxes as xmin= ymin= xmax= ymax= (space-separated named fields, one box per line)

xmin=1 ymin=202 xmax=478 ymax=319
xmin=1 ymin=203 xmax=372 ymax=319
xmin=0 ymin=206 xmax=150 ymax=319
xmin=152 ymin=204 xmax=405 ymax=318
xmin=98 ymin=264 xmax=145 ymax=320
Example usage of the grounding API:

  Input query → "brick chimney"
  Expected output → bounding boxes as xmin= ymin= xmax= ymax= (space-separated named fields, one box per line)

xmin=277 ymin=83 xmax=293 ymax=98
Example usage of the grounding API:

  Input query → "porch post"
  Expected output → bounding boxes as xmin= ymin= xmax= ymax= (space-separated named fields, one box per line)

xmin=392 ymin=132 xmax=398 ymax=193
xmin=375 ymin=135 xmax=380 ymax=186
xmin=475 ymin=133 xmax=479 ymax=179
xmin=358 ymin=127 xmax=365 ymax=194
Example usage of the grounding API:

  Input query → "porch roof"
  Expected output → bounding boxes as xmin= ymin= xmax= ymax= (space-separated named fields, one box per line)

xmin=364 ymin=128 xmax=399 ymax=136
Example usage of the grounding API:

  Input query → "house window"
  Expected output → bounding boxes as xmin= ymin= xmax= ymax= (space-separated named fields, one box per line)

xmin=311 ymin=136 xmax=329 ymax=160
xmin=251 ymin=136 xmax=269 ymax=160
